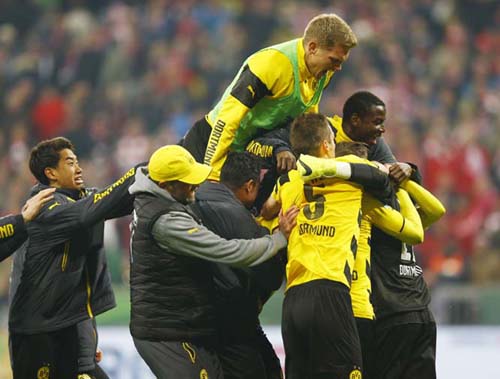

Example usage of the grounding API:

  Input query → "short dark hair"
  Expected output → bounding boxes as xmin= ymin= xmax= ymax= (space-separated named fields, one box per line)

xmin=220 ymin=152 xmax=262 ymax=190
xmin=335 ymin=141 xmax=369 ymax=159
xmin=29 ymin=137 xmax=75 ymax=184
xmin=290 ymin=113 xmax=331 ymax=156
xmin=304 ymin=14 xmax=357 ymax=49
xmin=343 ymin=91 xmax=385 ymax=121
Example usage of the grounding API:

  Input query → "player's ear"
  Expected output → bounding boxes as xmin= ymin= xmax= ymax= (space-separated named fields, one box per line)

xmin=319 ymin=139 xmax=331 ymax=156
xmin=245 ymin=179 xmax=256 ymax=193
xmin=351 ymin=113 xmax=360 ymax=127
xmin=306 ymin=39 xmax=318 ymax=55
xmin=44 ymin=167 xmax=58 ymax=182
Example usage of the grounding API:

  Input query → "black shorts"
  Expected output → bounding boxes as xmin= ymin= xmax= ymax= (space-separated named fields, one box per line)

xmin=355 ymin=317 xmax=376 ymax=379
xmin=10 ymin=324 xmax=80 ymax=379
xmin=282 ymin=279 xmax=362 ymax=379
xmin=218 ymin=342 xmax=274 ymax=379
xmin=180 ymin=117 xmax=212 ymax=163
xmin=133 ymin=338 xmax=224 ymax=379
xmin=373 ymin=308 xmax=436 ymax=379
xmin=217 ymin=327 xmax=282 ymax=379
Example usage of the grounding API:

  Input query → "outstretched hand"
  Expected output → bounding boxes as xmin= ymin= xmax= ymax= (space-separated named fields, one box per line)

xmin=278 ymin=205 xmax=299 ymax=239
xmin=21 ymin=188 xmax=56 ymax=222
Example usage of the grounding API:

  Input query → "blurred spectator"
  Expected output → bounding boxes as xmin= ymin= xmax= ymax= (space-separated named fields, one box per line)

xmin=31 ymin=86 xmax=67 ymax=139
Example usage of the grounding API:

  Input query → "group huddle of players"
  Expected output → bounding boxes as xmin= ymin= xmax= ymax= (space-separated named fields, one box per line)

xmin=0 ymin=12 xmax=445 ymax=379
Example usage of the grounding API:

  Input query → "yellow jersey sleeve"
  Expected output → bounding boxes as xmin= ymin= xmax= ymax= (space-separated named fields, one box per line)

xmin=255 ymin=215 xmax=279 ymax=234
xmin=400 ymin=179 xmax=446 ymax=229
xmin=205 ymin=50 xmax=295 ymax=180
xmin=274 ymin=171 xmax=304 ymax=210
xmin=282 ymin=169 xmax=364 ymax=290
xmin=350 ymin=216 xmax=375 ymax=320
xmin=363 ymin=188 xmax=424 ymax=245
xmin=205 ymin=40 xmax=333 ymax=180
xmin=247 ymin=49 xmax=294 ymax=98
xmin=205 ymin=97 xmax=249 ymax=180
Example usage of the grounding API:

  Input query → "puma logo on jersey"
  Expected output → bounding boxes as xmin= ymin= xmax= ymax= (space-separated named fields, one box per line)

xmin=48 ymin=202 xmax=61 ymax=210
xmin=298 ymin=159 xmax=313 ymax=177
xmin=247 ymin=85 xmax=256 ymax=98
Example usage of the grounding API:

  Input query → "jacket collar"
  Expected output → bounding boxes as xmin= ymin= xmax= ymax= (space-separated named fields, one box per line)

xmin=30 ymin=183 xmax=85 ymax=201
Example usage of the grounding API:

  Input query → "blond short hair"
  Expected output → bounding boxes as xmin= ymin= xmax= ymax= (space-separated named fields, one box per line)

xmin=304 ymin=13 xmax=358 ymax=49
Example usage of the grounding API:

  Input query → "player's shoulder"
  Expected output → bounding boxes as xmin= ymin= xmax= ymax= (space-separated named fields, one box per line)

xmin=327 ymin=115 xmax=343 ymax=132
xmin=279 ymin=169 xmax=303 ymax=185
xmin=248 ymin=49 xmax=291 ymax=75
xmin=275 ymin=170 xmax=303 ymax=196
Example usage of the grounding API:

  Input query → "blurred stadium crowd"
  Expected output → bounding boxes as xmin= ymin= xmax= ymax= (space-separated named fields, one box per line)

xmin=0 ymin=0 xmax=498 ymax=300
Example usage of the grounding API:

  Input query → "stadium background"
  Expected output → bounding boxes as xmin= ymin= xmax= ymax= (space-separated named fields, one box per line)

xmin=0 ymin=0 xmax=497 ymax=377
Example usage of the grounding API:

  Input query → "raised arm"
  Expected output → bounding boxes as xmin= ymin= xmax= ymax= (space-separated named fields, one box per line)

xmin=363 ymin=188 xmax=424 ymax=245
xmin=399 ymin=179 xmax=446 ymax=229
xmin=33 ymin=168 xmax=135 ymax=245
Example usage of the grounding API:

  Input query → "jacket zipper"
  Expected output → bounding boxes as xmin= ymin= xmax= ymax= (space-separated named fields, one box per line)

xmin=61 ymin=241 xmax=70 ymax=271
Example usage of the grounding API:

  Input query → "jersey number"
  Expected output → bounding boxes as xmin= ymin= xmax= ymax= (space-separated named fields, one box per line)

xmin=303 ymin=184 xmax=325 ymax=220
xmin=400 ymin=243 xmax=416 ymax=263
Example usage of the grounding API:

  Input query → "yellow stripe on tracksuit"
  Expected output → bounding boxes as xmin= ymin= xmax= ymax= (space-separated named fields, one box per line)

xmin=86 ymin=268 xmax=94 ymax=318
xmin=182 ymin=342 xmax=196 ymax=364
xmin=61 ymin=242 xmax=70 ymax=271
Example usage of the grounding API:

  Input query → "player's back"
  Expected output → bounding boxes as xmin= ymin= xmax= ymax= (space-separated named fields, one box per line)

xmin=275 ymin=155 xmax=367 ymax=291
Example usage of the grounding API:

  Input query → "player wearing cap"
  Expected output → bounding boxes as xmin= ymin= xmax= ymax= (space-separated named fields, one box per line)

xmin=129 ymin=145 xmax=298 ymax=379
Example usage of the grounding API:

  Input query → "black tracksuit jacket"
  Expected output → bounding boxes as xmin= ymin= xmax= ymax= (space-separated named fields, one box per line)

xmin=192 ymin=181 xmax=286 ymax=341
xmin=9 ymin=167 xmax=135 ymax=334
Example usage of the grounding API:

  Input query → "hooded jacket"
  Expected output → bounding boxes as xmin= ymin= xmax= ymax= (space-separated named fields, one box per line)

xmin=129 ymin=167 xmax=286 ymax=342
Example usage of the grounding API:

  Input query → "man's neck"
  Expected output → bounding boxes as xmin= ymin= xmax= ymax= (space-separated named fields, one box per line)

xmin=341 ymin=121 xmax=356 ymax=141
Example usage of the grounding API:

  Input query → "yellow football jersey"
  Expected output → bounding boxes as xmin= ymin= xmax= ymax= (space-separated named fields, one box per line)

xmin=273 ymin=155 xmax=368 ymax=290
xmin=351 ymin=188 xmax=424 ymax=319
xmin=205 ymin=39 xmax=333 ymax=180
xmin=351 ymin=216 xmax=374 ymax=319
